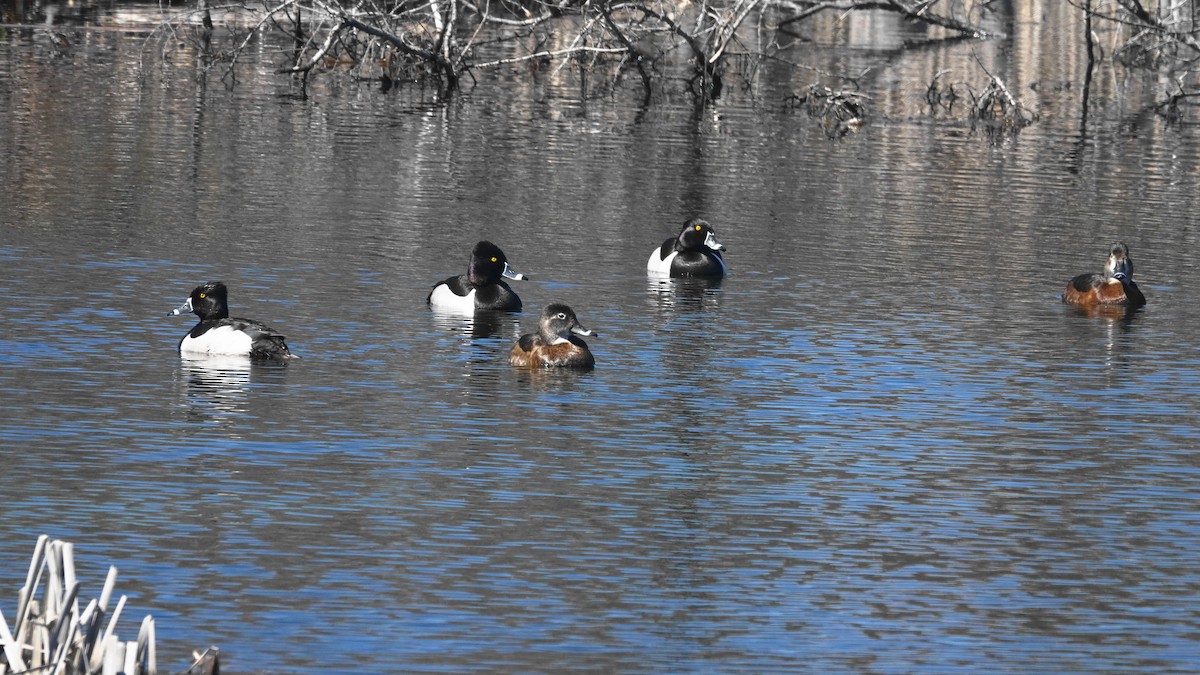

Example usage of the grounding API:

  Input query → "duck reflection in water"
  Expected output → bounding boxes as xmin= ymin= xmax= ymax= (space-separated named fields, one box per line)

xmin=1067 ymin=303 xmax=1146 ymax=321
xmin=179 ymin=355 xmax=255 ymax=422
xmin=180 ymin=355 xmax=293 ymax=427
xmin=429 ymin=307 xmax=513 ymax=339
xmin=647 ymin=275 xmax=723 ymax=318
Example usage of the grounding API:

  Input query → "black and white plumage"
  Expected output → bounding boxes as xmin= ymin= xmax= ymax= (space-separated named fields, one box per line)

xmin=428 ymin=241 xmax=528 ymax=313
xmin=647 ymin=218 xmax=728 ymax=278
xmin=169 ymin=281 xmax=295 ymax=359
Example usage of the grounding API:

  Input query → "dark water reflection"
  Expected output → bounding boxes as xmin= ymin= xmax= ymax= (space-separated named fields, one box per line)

xmin=3 ymin=5 xmax=1200 ymax=673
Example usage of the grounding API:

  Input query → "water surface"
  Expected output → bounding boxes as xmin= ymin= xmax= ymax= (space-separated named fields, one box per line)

xmin=2 ymin=3 xmax=1200 ymax=672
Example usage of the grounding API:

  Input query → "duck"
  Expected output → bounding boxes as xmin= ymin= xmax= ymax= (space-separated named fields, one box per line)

xmin=169 ymin=281 xmax=296 ymax=359
xmin=509 ymin=303 xmax=598 ymax=369
xmin=428 ymin=241 xmax=527 ymax=312
xmin=1062 ymin=242 xmax=1146 ymax=308
xmin=647 ymin=218 xmax=728 ymax=278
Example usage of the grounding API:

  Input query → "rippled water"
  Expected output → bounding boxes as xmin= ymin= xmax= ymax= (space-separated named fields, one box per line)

xmin=2 ymin=2 xmax=1200 ymax=672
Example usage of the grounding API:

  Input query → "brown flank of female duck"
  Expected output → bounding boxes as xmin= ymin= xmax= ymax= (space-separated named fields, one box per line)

xmin=509 ymin=303 xmax=597 ymax=369
xmin=1062 ymin=242 xmax=1146 ymax=308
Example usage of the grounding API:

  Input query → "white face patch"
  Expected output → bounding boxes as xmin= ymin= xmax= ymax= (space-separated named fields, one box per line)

xmin=180 ymin=325 xmax=254 ymax=356
xmin=428 ymin=285 xmax=478 ymax=314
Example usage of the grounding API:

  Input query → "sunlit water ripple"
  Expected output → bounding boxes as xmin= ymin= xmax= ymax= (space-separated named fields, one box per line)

xmin=3 ymin=9 xmax=1200 ymax=673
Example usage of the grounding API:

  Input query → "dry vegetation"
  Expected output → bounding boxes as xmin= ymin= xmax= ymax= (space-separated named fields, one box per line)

xmin=1073 ymin=0 xmax=1200 ymax=122
xmin=152 ymin=0 xmax=998 ymax=100
xmin=0 ymin=535 xmax=219 ymax=675
xmin=143 ymin=0 xmax=1200 ymax=125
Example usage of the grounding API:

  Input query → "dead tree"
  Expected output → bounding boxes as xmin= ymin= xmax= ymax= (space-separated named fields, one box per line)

xmin=1067 ymin=0 xmax=1200 ymax=121
xmin=151 ymin=0 xmax=994 ymax=103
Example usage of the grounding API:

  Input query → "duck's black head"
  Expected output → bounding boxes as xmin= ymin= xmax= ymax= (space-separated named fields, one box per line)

xmin=468 ymin=241 xmax=527 ymax=286
xmin=676 ymin=218 xmax=726 ymax=253
xmin=170 ymin=281 xmax=230 ymax=321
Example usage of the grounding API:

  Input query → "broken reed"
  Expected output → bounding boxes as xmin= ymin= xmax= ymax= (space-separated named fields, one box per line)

xmin=0 ymin=535 xmax=156 ymax=675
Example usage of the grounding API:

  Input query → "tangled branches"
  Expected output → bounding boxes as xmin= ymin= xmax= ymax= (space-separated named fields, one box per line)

xmin=151 ymin=0 xmax=995 ymax=102
xmin=1069 ymin=0 xmax=1200 ymax=67
xmin=967 ymin=54 xmax=1036 ymax=131
xmin=920 ymin=55 xmax=1036 ymax=135
xmin=1068 ymin=0 xmax=1200 ymax=121
xmin=785 ymin=84 xmax=869 ymax=137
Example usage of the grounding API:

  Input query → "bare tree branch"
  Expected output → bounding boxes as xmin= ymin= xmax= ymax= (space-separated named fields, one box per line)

xmin=598 ymin=0 xmax=653 ymax=97
xmin=158 ymin=0 xmax=1013 ymax=105
xmin=277 ymin=18 xmax=344 ymax=73
xmin=776 ymin=0 xmax=999 ymax=38
xmin=472 ymin=45 xmax=626 ymax=69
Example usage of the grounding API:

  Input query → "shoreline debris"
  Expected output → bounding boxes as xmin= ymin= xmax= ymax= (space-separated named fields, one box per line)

xmin=0 ymin=535 xmax=218 ymax=675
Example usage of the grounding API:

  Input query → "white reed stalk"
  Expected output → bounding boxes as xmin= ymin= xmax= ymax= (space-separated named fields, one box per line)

xmin=0 ymin=608 xmax=25 ymax=671
xmin=76 ymin=598 xmax=98 ymax=666
xmin=86 ymin=617 xmax=107 ymax=672
xmin=49 ymin=609 xmax=79 ymax=675
xmin=98 ymin=566 xmax=117 ymax=612
xmin=15 ymin=535 xmax=49 ymax=646
xmin=101 ymin=595 xmax=127 ymax=651
xmin=101 ymin=635 xmax=124 ymax=675
xmin=122 ymin=639 xmax=137 ymax=674
xmin=62 ymin=543 xmax=79 ymax=620
xmin=54 ymin=582 xmax=82 ymax=654
xmin=136 ymin=616 xmax=157 ymax=675
xmin=13 ymin=585 xmax=30 ymax=657
xmin=80 ymin=598 xmax=108 ymax=672
xmin=45 ymin=541 xmax=63 ymax=620
xmin=29 ymin=611 xmax=46 ymax=669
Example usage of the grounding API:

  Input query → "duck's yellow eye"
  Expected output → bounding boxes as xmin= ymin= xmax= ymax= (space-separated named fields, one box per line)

xmin=694 ymin=225 xmax=702 ymax=231
xmin=198 ymin=293 xmax=206 ymax=299
xmin=491 ymin=257 xmax=498 ymax=263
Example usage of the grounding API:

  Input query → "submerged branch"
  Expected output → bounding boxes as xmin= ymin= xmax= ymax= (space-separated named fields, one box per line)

xmin=224 ymin=0 xmax=302 ymax=77
xmin=473 ymin=45 xmax=626 ymax=69
xmin=1066 ymin=0 xmax=1200 ymax=60
xmin=153 ymin=0 xmax=1017 ymax=104
xmin=598 ymin=1 xmax=652 ymax=97
xmin=968 ymin=51 xmax=1036 ymax=130
xmin=343 ymin=15 xmax=460 ymax=87
xmin=709 ymin=0 xmax=765 ymax=65
xmin=776 ymin=0 xmax=1000 ymax=37
xmin=460 ymin=0 xmax=557 ymax=26
xmin=277 ymin=18 xmax=343 ymax=73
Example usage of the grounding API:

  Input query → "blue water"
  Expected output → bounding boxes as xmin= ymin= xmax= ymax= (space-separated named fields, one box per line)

xmin=2 ymin=5 xmax=1200 ymax=672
